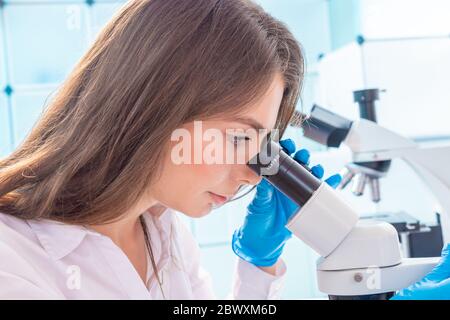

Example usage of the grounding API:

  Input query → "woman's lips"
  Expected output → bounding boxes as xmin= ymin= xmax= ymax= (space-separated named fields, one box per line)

xmin=208 ymin=192 xmax=228 ymax=205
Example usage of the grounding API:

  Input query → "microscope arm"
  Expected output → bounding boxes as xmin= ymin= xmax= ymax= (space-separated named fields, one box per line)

xmin=343 ymin=117 xmax=450 ymax=244
xmin=298 ymin=105 xmax=450 ymax=243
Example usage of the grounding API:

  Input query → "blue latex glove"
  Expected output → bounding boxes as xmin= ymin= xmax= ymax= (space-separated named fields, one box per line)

xmin=231 ymin=138 xmax=342 ymax=267
xmin=391 ymin=243 xmax=450 ymax=300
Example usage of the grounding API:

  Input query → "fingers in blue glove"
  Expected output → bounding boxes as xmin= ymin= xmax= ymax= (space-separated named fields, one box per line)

xmin=390 ymin=243 xmax=450 ymax=300
xmin=251 ymin=179 xmax=275 ymax=208
xmin=311 ymin=164 xmax=324 ymax=179
xmin=293 ymin=149 xmax=310 ymax=165
xmin=279 ymin=139 xmax=341 ymax=189
xmin=422 ymin=243 xmax=450 ymax=282
xmin=325 ymin=174 xmax=342 ymax=189
xmin=280 ymin=140 xmax=326 ymax=181
xmin=279 ymin=138 xmax=296 ymax=155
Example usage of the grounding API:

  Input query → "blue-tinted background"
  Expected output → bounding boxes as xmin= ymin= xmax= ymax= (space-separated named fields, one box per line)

xmin=1 ymin=0 xmax=449 ymax=298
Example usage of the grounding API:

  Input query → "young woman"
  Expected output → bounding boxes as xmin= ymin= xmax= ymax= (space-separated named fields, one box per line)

xmin=0 ymin=0 xmax=338 ymax=299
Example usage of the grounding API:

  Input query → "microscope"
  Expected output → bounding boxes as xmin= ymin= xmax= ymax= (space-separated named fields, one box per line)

xmin=248 ymin=89 xmax=449 ymax=299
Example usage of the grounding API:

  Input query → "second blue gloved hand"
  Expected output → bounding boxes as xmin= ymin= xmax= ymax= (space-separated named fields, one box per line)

xmin=231 ymin=138 xmax=342 ymax=267
xmin=390 ymin=243 xmax=450 ymax=300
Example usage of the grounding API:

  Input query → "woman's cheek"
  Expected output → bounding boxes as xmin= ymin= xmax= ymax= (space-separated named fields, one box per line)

xmin=192 ymin=162 xmax=229 ymax=187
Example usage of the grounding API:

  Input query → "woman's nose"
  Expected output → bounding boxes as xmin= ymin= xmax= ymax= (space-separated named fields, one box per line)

xmin=237 ymin=165 xmax=262 ymax=186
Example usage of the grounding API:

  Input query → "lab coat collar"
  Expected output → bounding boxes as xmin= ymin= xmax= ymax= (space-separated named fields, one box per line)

xmin=27 ymin=207 xmax=173 ymax=261
xmin=27 ymin=218 xmax=99 ymax=261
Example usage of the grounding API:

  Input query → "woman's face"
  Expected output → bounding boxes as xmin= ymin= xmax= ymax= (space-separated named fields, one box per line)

xmin=150 ymin=73 xmax=285 ymax=218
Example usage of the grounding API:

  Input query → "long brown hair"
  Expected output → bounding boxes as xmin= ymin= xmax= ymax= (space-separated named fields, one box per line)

xmin=0 ymin=0 xmax=304 ymax=225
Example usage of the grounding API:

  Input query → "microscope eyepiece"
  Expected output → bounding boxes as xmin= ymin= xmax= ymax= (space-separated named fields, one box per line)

xmin=247 ymin=140 xmax=321 ymax=206
xmin=247 ymin=139 xmax=359 ymax=258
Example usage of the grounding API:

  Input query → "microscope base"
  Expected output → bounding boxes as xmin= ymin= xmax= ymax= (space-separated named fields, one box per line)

xmin=329 ymin=292 xmax=395 ymax=300
xmin=317 ymin=257 xmax=439 ymax=297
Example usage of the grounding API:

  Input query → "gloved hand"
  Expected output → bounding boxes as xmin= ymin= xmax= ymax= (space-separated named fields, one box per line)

xmin=231 ymin=138 xmax=342 ymax=267
xmin=390 ymin=243 xmax=450 ymax=300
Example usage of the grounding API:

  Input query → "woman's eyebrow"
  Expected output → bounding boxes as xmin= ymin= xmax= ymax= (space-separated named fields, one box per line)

xmin=232 ymin=117 xmax=265 ymax=130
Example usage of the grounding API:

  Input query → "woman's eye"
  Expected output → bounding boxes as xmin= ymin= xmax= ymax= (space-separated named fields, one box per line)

xmin=231 ymin=136 xmax=250 ymax=146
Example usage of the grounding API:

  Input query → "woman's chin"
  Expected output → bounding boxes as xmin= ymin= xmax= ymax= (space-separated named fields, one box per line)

xmin=181 ymin=203 xmax=214 ymax=218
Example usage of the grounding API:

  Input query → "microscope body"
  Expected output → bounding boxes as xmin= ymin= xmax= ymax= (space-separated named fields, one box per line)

xmin=292 ymin=104 xmax=450 ymax=299
xmin=249 ymin=107 xmax=449 ymax=298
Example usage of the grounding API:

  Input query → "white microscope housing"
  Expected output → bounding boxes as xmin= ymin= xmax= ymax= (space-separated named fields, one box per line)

xmin=285 ymin=99 xmax=448 ymax=299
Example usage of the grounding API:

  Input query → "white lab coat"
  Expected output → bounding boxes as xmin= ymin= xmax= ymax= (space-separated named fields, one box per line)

xmin=0 ymin=208 xmax=286 ymax=299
